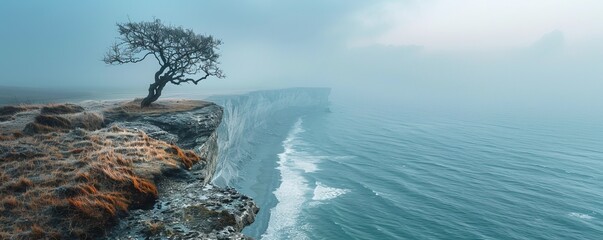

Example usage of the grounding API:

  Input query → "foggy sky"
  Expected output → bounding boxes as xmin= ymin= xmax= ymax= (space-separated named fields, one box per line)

xmin=1 ymin=0 xmax=603 ymax=115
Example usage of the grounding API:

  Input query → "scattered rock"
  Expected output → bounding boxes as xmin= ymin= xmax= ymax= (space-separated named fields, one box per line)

xmin=107 ymin=182 xmax=258 ymax=240
xmin=115 ymin=121 xmax=179 ymax=144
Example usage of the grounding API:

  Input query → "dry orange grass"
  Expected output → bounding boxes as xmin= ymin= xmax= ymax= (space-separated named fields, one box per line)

xmin=0 ymin=125 xmax=203 ymax=239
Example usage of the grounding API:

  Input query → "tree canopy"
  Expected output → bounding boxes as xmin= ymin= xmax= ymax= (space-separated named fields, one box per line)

xmin=104 ymin=19 xmax=223 ymax=107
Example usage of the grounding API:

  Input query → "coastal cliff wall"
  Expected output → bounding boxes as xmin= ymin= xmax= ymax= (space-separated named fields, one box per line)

xmin=210 ymin=88 xmax=331 ymax=186
xmin=206 ymin=88 xmax=331 ymax=237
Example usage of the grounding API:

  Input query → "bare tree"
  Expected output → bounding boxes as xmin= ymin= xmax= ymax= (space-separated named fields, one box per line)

xmin=104 ymin=19 xmax=224 ymax=107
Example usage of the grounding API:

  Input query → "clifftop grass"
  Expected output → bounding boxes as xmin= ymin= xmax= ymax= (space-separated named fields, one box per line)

xmin=0 ymin=103 xmax=203 ymax=239
xmin=104 ymin=99 xmax=211 ymax=119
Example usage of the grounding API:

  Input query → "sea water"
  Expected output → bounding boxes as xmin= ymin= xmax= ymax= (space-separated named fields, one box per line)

xmin=214 ymin=89 xmax=603 ymax=240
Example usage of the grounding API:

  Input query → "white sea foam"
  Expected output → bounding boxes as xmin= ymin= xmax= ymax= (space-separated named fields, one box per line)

xmin=312 ymin=182 xmax=350 ymax=201
xmin=294 ymin=159 xmax=319 ymax=173
xmin=262 ymin=119 xmax=310 ymax=240
xmin=568 ymin=212 xmax=594 ymax=220
xmin=331 ymin=156 xmax=356 ymax=161
xmin=263 ymin=118 xmax=351 ymax=238
xmin=212 ymin=89 xmax=329 ymax=186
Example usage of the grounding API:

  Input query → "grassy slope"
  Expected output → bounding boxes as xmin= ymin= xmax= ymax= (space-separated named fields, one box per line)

xmin=0 ymin=102 xmax=204 ymax=239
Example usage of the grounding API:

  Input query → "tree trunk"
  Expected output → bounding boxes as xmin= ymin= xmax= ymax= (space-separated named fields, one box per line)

xmin=140 ymin=82 xmax=166 ymax=108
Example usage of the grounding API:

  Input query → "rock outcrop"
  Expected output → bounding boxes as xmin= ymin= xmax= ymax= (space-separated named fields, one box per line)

xmin=104 ymin=100 xmax=259 ymax=239
xmin=104 ymin=100 xmax=223 ymax=184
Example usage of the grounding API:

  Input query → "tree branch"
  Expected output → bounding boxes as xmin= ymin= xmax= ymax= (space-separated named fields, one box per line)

xmin=154 ymin=64 xmax=170 ymax=82
xmin=171 ymin=72 xmax=211 ymax=85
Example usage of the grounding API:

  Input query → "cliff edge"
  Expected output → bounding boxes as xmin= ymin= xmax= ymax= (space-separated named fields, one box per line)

xmin=0 ymin=100 xmax=258 ymax=239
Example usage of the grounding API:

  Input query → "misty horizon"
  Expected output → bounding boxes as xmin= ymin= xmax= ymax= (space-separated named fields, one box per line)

xmin=1 ymin=1 xmax=603 ymax=115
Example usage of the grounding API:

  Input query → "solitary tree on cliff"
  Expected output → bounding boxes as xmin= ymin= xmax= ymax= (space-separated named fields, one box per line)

xmin=104 ymin=19 xmax=224 ymax=107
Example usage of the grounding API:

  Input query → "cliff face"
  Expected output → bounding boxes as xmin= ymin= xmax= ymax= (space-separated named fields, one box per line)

xmin=210 ymin=88 xmax=331 ymax=187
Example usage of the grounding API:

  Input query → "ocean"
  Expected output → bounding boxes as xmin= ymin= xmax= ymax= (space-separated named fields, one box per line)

xmin=212 ymin=88 xmax=603 ymax=240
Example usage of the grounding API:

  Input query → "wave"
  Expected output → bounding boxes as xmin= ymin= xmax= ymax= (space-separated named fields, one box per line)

xmin=262 ymin=118 xmax=352 ymax=239
xmin=568 ymin=212 xmax=594 ymax=220
xmin=312 ymin=182 xmax=350 ymax=201
xmin=262 ymin=119 xmax=309 ymax=240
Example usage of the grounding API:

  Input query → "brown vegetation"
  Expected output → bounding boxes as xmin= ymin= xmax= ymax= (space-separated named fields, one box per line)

xmin=0 ymin=106 xmax=28 ymax=116
xmin=0 ymin=131 xmax=22 ymax=141
xmin=0 ymin=123 xmax=203 ymax=239
xmin=0 ymin=105 xmax=36 ymax=122
xmin=22 ymin=110 xmax=104 ymax=135
xmin=66 ymin=112 xmax=104 ymax=131
xmin=22 ymin=115 xmax=72 ymax=134
xmin=40 ymin=103 xmax=85 ymax=115
xmin=35 ymin=114 xmax=72 ymax=128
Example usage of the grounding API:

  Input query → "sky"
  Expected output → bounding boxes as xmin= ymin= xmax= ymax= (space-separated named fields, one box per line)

xmin=1 ymin=0 xmax=603 ymax=115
